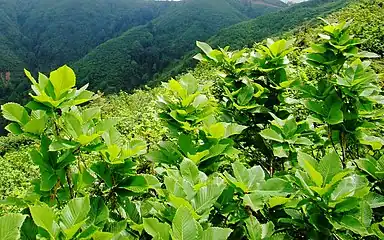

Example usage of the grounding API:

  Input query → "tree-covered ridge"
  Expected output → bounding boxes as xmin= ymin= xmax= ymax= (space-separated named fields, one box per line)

xmin=208 ymin=0 xmax=350 ymax=49
xmin=72 ymin=0 xmax=286 ymax=93
xmin=152 ymin=0 xmax=351 ymax=88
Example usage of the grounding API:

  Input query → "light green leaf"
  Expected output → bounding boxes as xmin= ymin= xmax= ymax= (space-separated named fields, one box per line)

xmin=143 ymin=218 xmax=171 ymax=240
xmin=245 ymin=216 xmax=262 ymax=240
xmin=60 ymin=196 xmax=90 ymax=239
xmin=244 ymin=193 xmax=264 ymax=212
xmin=171 ymin=206 xmax=202 ymax=240
xmin=30 ymin=204 xmax=60 ymax=238
xmin=318 ymin=152 xmax=342 ymax=184
xmin=268 ymin=197 xmax=290 ymax=208
xmin=201 ymin=227 xmax=232 ymax=240
xmin=180 ymin=158 xmax=200 ymax=185
xmin=0 ymin=214 xmax=26 ymax=240
xmin=1 ymin=103 xmax=29 ymax=126
xmin=49 ymin=65 xmax=76 ymax=98
xmin=260 ymin=129 xmax=284 ymax=143
xmin=297 ymin=152 xmax=323 ymax=186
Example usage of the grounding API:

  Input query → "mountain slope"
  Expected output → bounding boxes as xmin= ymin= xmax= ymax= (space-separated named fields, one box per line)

xmin=15 ymin=0 xmax=172 ymax=71
xmin=73 ymin=0 xmax=284 ymax=92
xmin=154 ymin=0 xmax=350 ymax=85
xmin=209 ymin=0 xmax=349 ymax=49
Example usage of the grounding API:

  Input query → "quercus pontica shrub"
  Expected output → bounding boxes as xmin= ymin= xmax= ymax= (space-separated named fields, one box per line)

xmin=0 ymin=19 xmax=384 ymax=240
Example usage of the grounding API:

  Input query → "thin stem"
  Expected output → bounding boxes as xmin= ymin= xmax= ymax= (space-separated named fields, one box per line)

xmin=66 ymin=167 xmax=75 ymax=199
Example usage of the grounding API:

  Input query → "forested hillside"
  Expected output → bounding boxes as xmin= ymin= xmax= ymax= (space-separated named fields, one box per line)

xmin=155 ymin=0 xmax=350 ymax=85
xmin=73 ymin=0 xmax=285 ymax=93
xmin=1 ymin=0 xmax=384 ymax=239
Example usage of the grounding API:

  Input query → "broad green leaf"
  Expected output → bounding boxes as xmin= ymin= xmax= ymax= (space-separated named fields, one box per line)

xmin=49 ymin=139 xmax=78 ymax=151
xmin=245 ymin=216 xmax=262 ymax=240
xmin=359 ymin=201 xmax=372 ymax=227
xmin=268 ymin=197 xmax=290 ymax=208
xmin=365 ymin=192 xmax=384 ymax=208
xmin=237 ymin=85 xmax=254 ymax=106
xmin=143 ymin=218 xmax=171 ymax=240
xmin=23 ymin=118 xmax=47 ymax=135
xmin=334 ymin=198 xmax=360 ymax=213
xmin=0 ymin=214 xmax=26 ymax=240
xmin=244 ymin=193 xmax=264 ymax=212
xmin=193 ymin=179 xmax=226 ymax=215
xmin=1 ymin=103 xmax=29 ymax=125
xmin=196 ymin=41 xmax=216 ymax=62
xmin=297 ymin=152 xmax=323 ymax=187
xmin=49 ymin=65 xmax=76 ymax=98
xmin=88 ymin=197 xmax=109 ymax=226
xmin=224 ymin=123 xmax=247 ymax=138
xmin=201 ymin=227 xmax=232 ymax=240
xmin=179 ymin=74 xmax=198 ymax=95
xmin=60 ymin=196 xmax=90 ymax=239
xmin=317 ymin=152 xmax=342 ymax=184
xmin=5 ymin=123 xmax=23 ymax=135
xmin=327 ymin=101 xmax=343 ymax=125
xmin=171 ymin=206 xmax=202 ymax=240
xmin=260 ymin=129 xmax=284 ymax=143
xmin=168 ymin=195 xmax=199 ymax=219
xmin=180 ymin=158 xmax=200 ymax=185
xmin=30 ymin=204 xmax=60 ymax=238
xmin=92 ymin=231 xmax=114 ymax=240
xmin=331 ymin=175 xmax=369 ymax=201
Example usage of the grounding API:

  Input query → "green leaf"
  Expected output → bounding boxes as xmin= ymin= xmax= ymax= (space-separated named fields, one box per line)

xmin=245 ymin=216 xmax=262 ymax=240
xmin=29 ymin=204 xmax=60 ymax=238
xmin=118 ymin=175 xmax=148 ymax=193
xmin=49 ymin=139 xmax=78 ymax=151
xmin=196 ymin=41 xmax=216 ymax=62
xmin=359 ymin=201 xmax=372 ymax=227
xmin=297 ymin=152 xmax=323 ymax=187
xmin=224 ymin=123 xmax=247 ymax=138
xmin=1 ymin=103 xmax=29 ymax=125
xmin=237 ymin=85 xmax=254 ymax=106
xmin=23 ymin=118 xmax=47 ymax=135
xmin=5 ymin=123 xmax=23 ymax=135
xmin=201 ymin=227 xmax=232 ymax=240
xmin=179 ymin=74 xmax=198 ymax=95
xmin=88 ymin=197 xmax=109 ymax=226
xmin=193 ymin=179 xmax=226 ymax=215
xmin=171 ymin=206 xmax=202 ymax=240
xmin=180 ymin=158 xmax=200 ymax=185
xmin=0 ymin=214 xmax=26 ymax=240
xmin=334 ymin=198 xmax=360 ymax=213
xmin=327 ymin=101 xmax=343 ymax=125
xmin=317 ymin=152 xmax=342 ymax=184
xmin=365 ymin=192 xmax=384 ymax=208
xmin=60 ymin=196 xmax=90 ymax=239
xmin=260 ymin=129 xmax=284 ymax=143
xmin=243 ymin=193 xmax=264 ymax=212
xmin=49 ymin=65 xmax=76 ymax=98
xmin=268 ymin=197 xmax=290 ymax=208
xmin=119 ymin=197 xmax=141 ymax=224
xmin=143 ymin=218 xmax=171 ymax=240
xmin=331 ymin=175 xmax=369 ymax=201
xmin=92 ymin=231 xmax=114 ymax=240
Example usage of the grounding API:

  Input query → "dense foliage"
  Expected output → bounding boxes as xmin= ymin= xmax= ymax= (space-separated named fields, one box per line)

xmin=1 ymin=3 xmax=384 ymax=237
